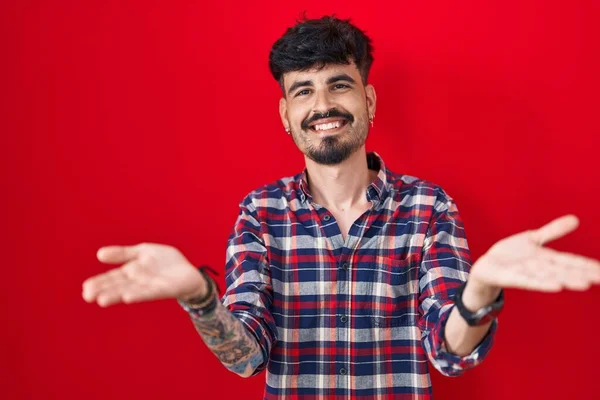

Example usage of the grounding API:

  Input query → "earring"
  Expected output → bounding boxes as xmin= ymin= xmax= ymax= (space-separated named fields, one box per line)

xmin=369 ymin=114 xmax=375 ymax=128
xmin=285 ymin=127 xmax=291 ymax=135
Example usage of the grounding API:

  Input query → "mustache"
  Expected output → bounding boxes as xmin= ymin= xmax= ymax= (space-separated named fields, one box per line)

xmin=301 ymin=108 xmax=354 ymax=130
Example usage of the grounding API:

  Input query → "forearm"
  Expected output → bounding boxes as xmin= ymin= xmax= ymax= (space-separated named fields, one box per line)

xmin=181 ymin=281 xmax=264 ymax=378
xmin=443 ymin=279 xmax=500 ymax=356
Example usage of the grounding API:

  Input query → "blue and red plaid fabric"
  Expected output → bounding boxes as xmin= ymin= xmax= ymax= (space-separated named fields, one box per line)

xmin=187 ymin=152 xmax=497 ymax=399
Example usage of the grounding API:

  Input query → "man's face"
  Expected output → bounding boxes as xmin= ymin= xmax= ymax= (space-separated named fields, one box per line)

xmin=279 ymin=62 xmax=376 ymax=165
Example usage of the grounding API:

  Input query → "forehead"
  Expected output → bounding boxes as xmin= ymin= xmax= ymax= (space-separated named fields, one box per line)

xmin=282 ymin=62 xmax=362 ymax=90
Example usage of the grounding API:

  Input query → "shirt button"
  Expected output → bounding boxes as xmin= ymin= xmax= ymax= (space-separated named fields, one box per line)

xmin=340 ymin=315 xmax=347 ymax=323
xmin=341 ymin=262 xmax=349 ymax=270
xmin=323 ymin=214 xmax=331 ymax=221
xmin=339 ymin=367 xmax=347 ymax=375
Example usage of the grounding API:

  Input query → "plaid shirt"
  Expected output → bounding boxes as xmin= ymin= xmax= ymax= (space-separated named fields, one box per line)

xmin=189 ymin=152 xmax=497 ymax=399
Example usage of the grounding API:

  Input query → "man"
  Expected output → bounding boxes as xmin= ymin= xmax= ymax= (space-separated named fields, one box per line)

xmin=82 ymin=16 xmax=600 ymax=399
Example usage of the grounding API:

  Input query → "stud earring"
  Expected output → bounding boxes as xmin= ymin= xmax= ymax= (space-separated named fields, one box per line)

xmin=369 ymin=114 xmax=375 ymax=128
xmin=285 ymin=127 xmax=291 ymax=135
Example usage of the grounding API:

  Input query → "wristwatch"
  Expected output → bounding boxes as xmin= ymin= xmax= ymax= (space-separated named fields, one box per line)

xmin=453 ymin=282 xmax=504 ymax=326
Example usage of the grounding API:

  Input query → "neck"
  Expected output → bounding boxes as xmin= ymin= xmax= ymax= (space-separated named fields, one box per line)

xmin=304 ymin=146 xmax=376 ymax=212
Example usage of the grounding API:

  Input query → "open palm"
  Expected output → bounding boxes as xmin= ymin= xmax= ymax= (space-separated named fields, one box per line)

xmin=82 ymin=243 xmax=205 ymax=307
xmin=470 ymin=215 xmax=600 ymax=292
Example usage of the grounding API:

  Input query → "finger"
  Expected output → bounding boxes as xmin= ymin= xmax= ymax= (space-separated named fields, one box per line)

xmin=99 ymin=281 xmax=159 ymax=306
xmin=96 ymin=290 xmax=123 ymax=307
xmin=542 ymin=248 xmax=600 ymax=271
xmin=531 ymin=214 xmax=579 ymax=245
xmin=97 ymin=244 xmax=141 ymax=265
xmin=548 ymin=259 xmax=591 ymax=291
xmin=514 ymin=274 xmax=562 ymax=292
xmin=82 ymin=272 xmax=108 ymax=296
xmin=82 ymin=269 xmax=128 ymax=302
xmin=558 ymin=270 xmax=592 ymax=290
xmin=490 ymin=257 xmax=591 ymax=292
xmin=528 ymin=256 xmax=592 ymax=291
xmin=494 ymin=259 xmax=562 ymax=292
xmin=95 ymin=270 xmax=131 ymax=292
xmin=540 ymin=248 xmax=600 ymax=283
xmin=96 ymin=280 xmax=135 ymax=307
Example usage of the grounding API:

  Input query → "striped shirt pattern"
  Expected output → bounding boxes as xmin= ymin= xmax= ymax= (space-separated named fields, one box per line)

xmin=188 ymin=152 xmax=497 ymax=399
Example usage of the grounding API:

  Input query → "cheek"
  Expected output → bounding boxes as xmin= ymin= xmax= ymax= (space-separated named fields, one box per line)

xmin=342 ymin=97 xmax=367 ymax=119
xmin=287 ymin=111 xmax=304 ymax=128
xmin=287 ymin=106 xmax=301 ymax=122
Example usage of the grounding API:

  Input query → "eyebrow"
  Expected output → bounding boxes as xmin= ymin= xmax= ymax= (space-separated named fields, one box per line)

xmin=326 ymin=73 xmax=356 ymax=85
xmin=287 ymin=80 xmax=313 ymax=96
xmin=287 ymin=73 xmax=357 ymax=96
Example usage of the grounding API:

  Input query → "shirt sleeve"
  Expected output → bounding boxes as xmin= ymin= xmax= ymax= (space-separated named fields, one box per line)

xmin=220 ymin=197 xmax=278 ymax=376
xmin=418 ymin=188 xmax=497 ymax=377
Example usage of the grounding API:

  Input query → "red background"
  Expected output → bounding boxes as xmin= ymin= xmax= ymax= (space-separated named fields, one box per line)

xmin=2 ymin=1 xmax=599 ymax=399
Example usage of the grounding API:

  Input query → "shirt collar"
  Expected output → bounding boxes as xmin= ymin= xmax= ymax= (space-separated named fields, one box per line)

xmin=298 ymin=151 xmax=389 ymax=204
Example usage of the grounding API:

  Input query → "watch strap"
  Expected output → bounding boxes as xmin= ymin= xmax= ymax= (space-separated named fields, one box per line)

xmin=454 ymin=282 xmax=504 ymax=326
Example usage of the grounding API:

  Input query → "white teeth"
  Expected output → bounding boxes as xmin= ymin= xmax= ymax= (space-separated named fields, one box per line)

xmin=314 ymin=121 xmax=342 ymax=131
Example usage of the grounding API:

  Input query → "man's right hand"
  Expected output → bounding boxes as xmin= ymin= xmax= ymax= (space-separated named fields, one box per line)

xmin=82 ymin=243 xmax=207 ymax=307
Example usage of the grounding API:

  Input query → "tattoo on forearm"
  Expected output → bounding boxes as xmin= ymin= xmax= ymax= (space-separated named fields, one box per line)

xmin=190 ymin=299 xmax=263 ymax=375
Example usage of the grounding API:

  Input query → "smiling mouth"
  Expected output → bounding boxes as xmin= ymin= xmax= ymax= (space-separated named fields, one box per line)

xmin=308 ymin=118 xmax=349 ymax=133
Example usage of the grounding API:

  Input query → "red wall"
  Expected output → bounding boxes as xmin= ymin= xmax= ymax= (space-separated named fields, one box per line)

xmin=2 ymin=1 xmax=599 ymax=399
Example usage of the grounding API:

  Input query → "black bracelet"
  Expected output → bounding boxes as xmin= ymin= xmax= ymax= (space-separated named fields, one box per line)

xmin=186 ymin=265 xmax=220 ymax=303
xmin=454 ymin=281 xmax=504 ymax=326
xmin=193 ymin=292 xmax=218 ymax=316
xmin=178 ymin=265 xmax=222 ymax=316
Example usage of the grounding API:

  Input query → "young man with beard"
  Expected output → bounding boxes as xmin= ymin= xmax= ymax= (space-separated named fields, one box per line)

xmin=82 ymin=16 xmax=600 ymax=399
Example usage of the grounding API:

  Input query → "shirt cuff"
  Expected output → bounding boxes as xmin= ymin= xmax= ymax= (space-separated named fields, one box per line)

xmin=432 ymin=304 xmax=498 ymax=376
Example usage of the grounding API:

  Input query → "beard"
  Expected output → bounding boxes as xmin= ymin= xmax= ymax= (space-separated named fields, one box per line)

xmin=300 ymin=119 xmax=368 ymax=166
xmin=306 ymin=134 xmax=360 ymax=165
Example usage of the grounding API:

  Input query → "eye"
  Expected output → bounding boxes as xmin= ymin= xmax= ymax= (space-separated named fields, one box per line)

xmin=295 ymin=89 xmax=311 ymax=97
xmin=333 ymin=83 xmax=350 ymax=90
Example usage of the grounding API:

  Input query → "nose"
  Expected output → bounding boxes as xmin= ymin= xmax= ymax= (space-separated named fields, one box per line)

xmin=311 ymin=87 xmax=335 ymax=116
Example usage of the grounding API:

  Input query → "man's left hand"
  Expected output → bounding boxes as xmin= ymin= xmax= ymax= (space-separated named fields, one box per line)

xmin=469 ymin=214 xmax=600 ymax=294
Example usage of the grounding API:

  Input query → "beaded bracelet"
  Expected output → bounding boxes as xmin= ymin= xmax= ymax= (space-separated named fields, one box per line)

xmin=178 ymin=265 xmax=221 ymax=315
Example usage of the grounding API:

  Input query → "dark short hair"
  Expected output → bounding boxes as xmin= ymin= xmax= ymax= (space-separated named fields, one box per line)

xmin=269 ymin=15 xmax=374 ymax=92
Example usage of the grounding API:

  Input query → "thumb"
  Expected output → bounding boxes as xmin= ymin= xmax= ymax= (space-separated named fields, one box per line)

xmin=532 ymin=214 xmax=579 ymax=245
xmin=97 ymin=244 xmax=141 ymax=264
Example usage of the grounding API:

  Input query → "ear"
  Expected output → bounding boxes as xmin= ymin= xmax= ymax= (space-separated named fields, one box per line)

xmin=365 ymin=84 xmax=377 ymax=119
xmin=279 ymin=97 xmax=290 ymax=131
